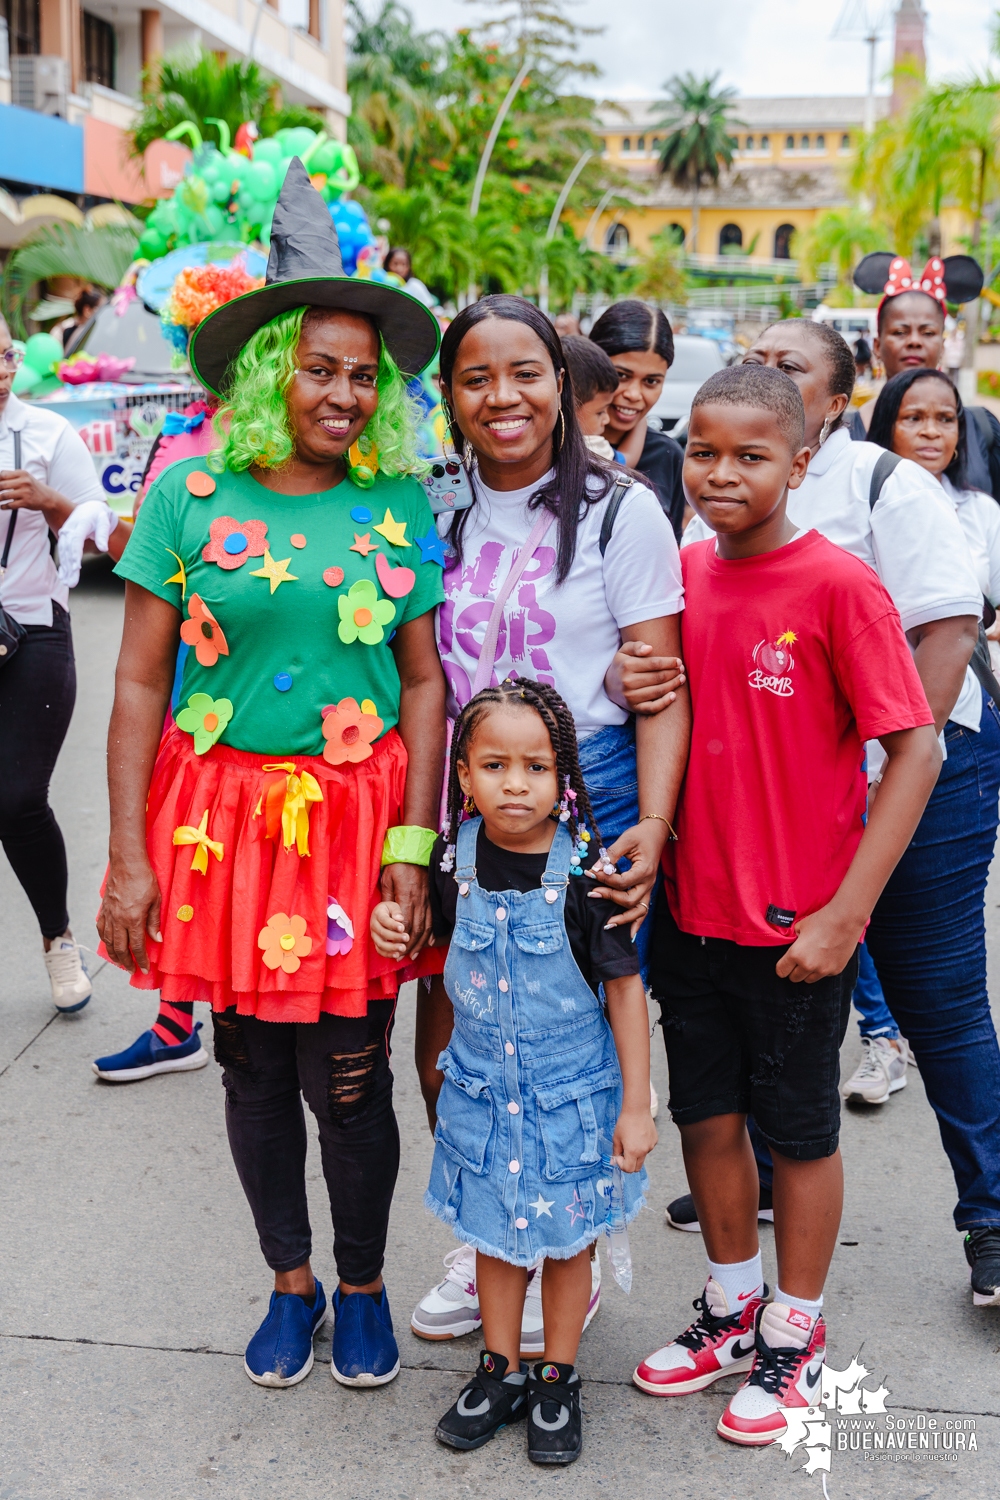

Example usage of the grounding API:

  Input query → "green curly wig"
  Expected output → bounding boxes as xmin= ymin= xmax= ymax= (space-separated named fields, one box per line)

xmin=211 ymin=305 xmax=427 ymax=480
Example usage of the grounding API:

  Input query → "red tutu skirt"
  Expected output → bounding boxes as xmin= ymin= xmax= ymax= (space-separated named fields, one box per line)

xmin=102 ymin=725 xmax=440 ymax=1021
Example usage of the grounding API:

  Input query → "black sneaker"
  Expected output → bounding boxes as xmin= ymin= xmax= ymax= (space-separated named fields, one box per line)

xmin=527 ymin=1361 xmax=583 ymax=1466
xmin=665 ymin=1185 xmax=774 ymax=1233
xmin=964 ymin=1227 xmax=1000 ymax=1306
xmin=435 ymin=1350 xmax=529 ymax=1451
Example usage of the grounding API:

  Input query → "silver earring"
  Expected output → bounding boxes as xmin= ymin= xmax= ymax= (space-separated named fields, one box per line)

xmin=819 ymin=414 xmax=833 ymax=446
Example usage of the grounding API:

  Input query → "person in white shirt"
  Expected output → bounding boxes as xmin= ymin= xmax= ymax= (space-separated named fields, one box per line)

xmin=615 ymin=321 xmax=1000 ymax=1304
xmin=410 ymin=293 xmax=691 ymax=1351
xmin=0 ymin=321 xmax=122 ymax=1013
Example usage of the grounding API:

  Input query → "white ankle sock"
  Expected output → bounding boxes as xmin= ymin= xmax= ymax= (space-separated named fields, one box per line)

xmin=775 ymin=1286 xmax=823 ymax=1326
xmin=705 ymin=1252 xmax=764 ymax=1313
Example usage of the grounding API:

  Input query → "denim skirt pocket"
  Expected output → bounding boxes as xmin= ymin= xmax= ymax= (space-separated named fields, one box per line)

xmin=534 ymin=1065 xmax=620 ymax=1183
xmin=434 ymin=1055 xmax=495 ymax=1176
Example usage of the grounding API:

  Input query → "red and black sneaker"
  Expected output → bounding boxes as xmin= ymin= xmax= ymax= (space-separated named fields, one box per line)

xmin=632 ymin=1278 xmax=769 ymax=1397
xmin=717 ymin=1302 xmax=826 ymax=1446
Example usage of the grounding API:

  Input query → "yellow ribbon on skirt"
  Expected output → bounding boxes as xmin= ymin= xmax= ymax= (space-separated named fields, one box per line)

xmin=172 ymin=809 xmax=225 ymax=874
xmin=255 ymin=762 xmax=325 ymax=857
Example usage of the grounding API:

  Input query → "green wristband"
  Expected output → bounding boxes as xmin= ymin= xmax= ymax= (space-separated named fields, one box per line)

xmin=381 ymin=825 xmax=438 ymax=868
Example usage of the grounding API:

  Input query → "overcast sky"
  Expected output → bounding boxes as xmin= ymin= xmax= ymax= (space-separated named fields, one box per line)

xmin=402 ymin=0 xmax=997 ymax=100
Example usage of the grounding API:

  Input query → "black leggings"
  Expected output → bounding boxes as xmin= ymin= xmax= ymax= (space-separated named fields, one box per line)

xmin=212 ymin=1002 xmax=400 ymax=1285
xmin=0 ymin=602 xmax=76 ymax=938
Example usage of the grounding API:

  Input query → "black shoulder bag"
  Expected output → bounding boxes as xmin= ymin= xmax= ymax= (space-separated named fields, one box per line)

xmin=598 ymin=473 xmax=635 ymax=557
xmin=869 ymin=449 xmax=1000 ymax=710
xmin=0 ymin=429 xmax=26 ymax=666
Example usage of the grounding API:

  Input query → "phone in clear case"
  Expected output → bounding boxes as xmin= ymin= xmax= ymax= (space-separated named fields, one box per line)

xmin=420 ymin=455 xmax=476 ymax=514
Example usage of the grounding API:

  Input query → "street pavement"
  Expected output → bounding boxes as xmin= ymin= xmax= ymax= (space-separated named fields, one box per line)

xmin=1 ymin=559 xmax=998 ymax=1499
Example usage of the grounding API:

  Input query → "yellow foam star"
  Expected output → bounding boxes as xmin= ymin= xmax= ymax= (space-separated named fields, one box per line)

xmin=250 ymin=548 xmax=298 ymax=594
xmin=373 ymin=508 xmax=410 ymax=548
xmin=777 ymin=629 xmax=798 ymax=646
xmin=164 ymin=546 xmax=187 ymax=599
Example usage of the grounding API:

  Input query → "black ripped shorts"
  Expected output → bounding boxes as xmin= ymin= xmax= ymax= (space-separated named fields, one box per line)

xmin=649 ymin=903 xmax=858 ymax=1161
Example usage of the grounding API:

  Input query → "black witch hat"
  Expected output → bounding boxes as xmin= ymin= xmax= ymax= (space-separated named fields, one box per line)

xmin=189 ymin=158 xmax=440 ymax=396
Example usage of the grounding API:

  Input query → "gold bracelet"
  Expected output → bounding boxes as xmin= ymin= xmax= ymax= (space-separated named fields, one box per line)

xmin=640 ymin=812 xmax=678 ymax=841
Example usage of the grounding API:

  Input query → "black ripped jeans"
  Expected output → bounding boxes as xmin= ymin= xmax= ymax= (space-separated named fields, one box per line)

xmin=212 ymin=1001 xmax=399 ymax=1284
xmin=0 ymin=602 xmax=76 ymax=938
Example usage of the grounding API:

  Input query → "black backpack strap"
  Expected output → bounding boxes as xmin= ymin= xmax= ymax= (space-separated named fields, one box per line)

xmin=599 ymin=474 xmax=634 ymax=557
xmin=869 ymin=451 xmax=902 ymax=510
xmin=1 ymin=429 xmax=20 ymax=574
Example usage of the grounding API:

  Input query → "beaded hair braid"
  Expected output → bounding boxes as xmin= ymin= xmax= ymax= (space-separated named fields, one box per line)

xmin=440 ymin=675 xmax=603 ymax=872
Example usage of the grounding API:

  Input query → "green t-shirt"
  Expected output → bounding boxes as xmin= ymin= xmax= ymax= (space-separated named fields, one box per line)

xmin=116 ymin=458 xmax=444 ymax=757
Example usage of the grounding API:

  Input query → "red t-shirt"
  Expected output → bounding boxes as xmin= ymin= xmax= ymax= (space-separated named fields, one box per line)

xmin=665 ymin=529 xmax=933 ymax=946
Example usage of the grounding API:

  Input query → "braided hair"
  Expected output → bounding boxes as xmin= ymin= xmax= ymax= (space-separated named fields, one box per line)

xmin=441 ymin=675 xmax=602 ymax=871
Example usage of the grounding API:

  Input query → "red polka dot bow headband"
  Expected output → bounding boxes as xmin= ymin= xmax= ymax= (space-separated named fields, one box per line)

xmin=854 ymin=251 xmax=984 ymax=310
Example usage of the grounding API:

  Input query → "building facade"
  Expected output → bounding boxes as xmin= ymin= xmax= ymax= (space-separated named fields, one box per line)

xmin=0 ymin=0 xmax=348 ymax=212
xmin=589 ymin=95 xmax=890 ymax=264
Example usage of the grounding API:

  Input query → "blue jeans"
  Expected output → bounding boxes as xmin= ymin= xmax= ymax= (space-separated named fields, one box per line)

xmin=578 ymin=719 xmax=655 ymax=979
xmin=853 ymin=943 xmax=899 ymax=1040
xmin=866 ymin=692 xmax=1000 ymax=1230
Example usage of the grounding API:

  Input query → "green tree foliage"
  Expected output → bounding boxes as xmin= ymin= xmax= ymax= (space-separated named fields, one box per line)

xmin=130 ymin=49 xmax=322 ymax=158
xmin=2 ymin=223 xmax=140 ymax=338
xmin=799 ymin=209 xmax=883 ymax=297
xmin=631 ymin=231 xmax=687 ymax=305
xmin=348 ymin=0 xmax=624 ymax=305
xmin=654 ymin=72 xmax=741 ymax=254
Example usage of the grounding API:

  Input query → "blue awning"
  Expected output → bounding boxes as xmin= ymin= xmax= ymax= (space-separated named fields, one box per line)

xmin=0 ymin=104 xmax=84 ymax=192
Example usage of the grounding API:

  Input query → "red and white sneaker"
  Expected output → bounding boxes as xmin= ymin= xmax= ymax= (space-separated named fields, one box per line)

xmin=717 ymin=1302 xmax=826 ymax=1446
xmin=632 ymin=1278 xmax=768 ymax=1396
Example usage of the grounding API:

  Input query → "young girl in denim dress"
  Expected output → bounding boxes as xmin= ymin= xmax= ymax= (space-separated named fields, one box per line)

xmin=372 ymin=676 xmax=657 ymax=1465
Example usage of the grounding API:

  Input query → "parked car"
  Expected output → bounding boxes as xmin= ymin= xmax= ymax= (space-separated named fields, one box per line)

xmin=651 ymin=335 xmax=727 ymax=430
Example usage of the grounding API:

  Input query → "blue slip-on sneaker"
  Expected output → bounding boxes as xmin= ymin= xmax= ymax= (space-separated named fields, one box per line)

xmin=92 ymin=1023 xmax=209 ymax=1082
xmin=244 ymin=1281 xmax=328 ymax=1388
xmin=331 ymin=1285 xmax=401 ymax=1387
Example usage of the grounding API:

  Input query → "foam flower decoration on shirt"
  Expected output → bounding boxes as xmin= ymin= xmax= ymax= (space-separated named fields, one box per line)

xmin=201 ymin=516 xmax=268 ymax=570
xmin=326 ymin=897 xmax=355 ymax=956
xmin=258 ymin=911 xmax=312 ymax=974
xmin=172 ymin=808 xmax=225 ymax=874
xmin=179 ymin=593 xmax=229 ymax=667
xmin=337 ymin=579 xmax=396 ymax=646
xmin=175 ymin=692 xmax=233 ymax=754
xmin=321 ymin=697 xmax=383 ymax=764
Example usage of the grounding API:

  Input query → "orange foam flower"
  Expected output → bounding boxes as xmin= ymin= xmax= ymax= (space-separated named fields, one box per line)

xmin=178 ymin=593 xmax=229 ymax=667
xmin=321 ymin=697 xmax=383 ymax=766
xmin=258 ymin=912 xmax=312 ymax=974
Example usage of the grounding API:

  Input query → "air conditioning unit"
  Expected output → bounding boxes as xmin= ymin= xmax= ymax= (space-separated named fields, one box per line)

xmin=11 ymin=55 xmax=70 ymax=116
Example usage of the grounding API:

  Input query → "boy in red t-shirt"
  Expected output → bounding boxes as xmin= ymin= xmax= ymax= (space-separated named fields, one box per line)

xmin=632 ymin=364 xmax=940 ymax=1446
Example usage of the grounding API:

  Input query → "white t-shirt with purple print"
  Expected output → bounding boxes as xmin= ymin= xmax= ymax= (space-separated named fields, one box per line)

xmin=435 ymin=470 xmax=684 ymax=740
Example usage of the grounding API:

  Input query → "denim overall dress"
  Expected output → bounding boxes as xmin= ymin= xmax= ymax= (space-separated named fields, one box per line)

xmin=425 ymin=817 xmax=647 ymax=1266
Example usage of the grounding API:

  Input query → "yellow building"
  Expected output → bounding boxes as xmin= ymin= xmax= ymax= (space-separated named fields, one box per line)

xmin=588 ymin=95 xmax=890 ymax=265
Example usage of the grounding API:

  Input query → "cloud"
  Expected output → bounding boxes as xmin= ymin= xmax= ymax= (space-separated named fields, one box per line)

xmin=401 ymin=0 xmax=996 ymax=101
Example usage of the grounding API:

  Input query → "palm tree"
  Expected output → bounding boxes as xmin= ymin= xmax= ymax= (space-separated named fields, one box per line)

xmin=800 ymin=209 xmax=883 ymax=300
xmin=653 ymin=72 xmax=741 ymax=255
xmin=129 ymin=48 xmax=320 ymax=158
xmin=347 ymin=0 xmax=451 ymax=187
xmin=2 ymin=221 xmax=140 ymax=337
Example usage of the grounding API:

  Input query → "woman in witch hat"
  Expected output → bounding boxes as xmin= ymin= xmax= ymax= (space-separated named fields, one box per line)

xmin=97 ymin=160 xmax=446 ymax=1390
xmin=849 ymin=252 xmax=1000 ymax=501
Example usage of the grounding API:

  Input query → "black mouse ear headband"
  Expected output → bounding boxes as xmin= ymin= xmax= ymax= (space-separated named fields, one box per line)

xmin=854 ymin=252 xmax=984 ymax=309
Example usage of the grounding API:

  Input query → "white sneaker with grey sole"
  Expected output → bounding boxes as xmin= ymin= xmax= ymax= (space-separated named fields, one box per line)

xmin=841 ymin=1035 xmax=908 ymax=1105
xmin=44 ymin=936 xmax=92 ymax=1013
xmin=519 ymin=1250 xmax=602 ymax=1357
xmin=411 ymin=1245 xmax=481 ymax=1340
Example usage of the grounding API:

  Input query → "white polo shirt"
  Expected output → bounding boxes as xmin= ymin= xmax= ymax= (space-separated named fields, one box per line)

xmin=0 ymin=391 xmax=105 ymax=625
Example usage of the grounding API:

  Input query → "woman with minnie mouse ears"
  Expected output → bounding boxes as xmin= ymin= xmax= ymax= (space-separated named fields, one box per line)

xmin=848 ymin=251 xmax=1000 ymax=501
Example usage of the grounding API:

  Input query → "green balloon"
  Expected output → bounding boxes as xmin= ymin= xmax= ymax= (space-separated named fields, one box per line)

xmin=253 ymin=138 xmax=282 ymax=166
xmin=24 ymin=332 xmax=63 ymax=376
xmin=138 ymin=228 xmax=169 ymax=258
xmin=12 ymin=363 xmax=41 ymax=393
xmin=247 ymin=160 xmax=276 ymax=201
xmin=276 ymin=126 xmax=318 ymax=157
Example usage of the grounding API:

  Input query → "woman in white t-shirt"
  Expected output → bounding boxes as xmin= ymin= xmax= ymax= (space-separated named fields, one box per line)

xmin=409 ymin=294 xmax=690 ymax=1347
xmin=0 ymin=324 xmax=124 ymax=1015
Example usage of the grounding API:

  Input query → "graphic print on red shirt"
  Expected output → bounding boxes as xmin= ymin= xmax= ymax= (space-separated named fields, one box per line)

xmin=665 ymin=529 xmax=933 ymax=946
